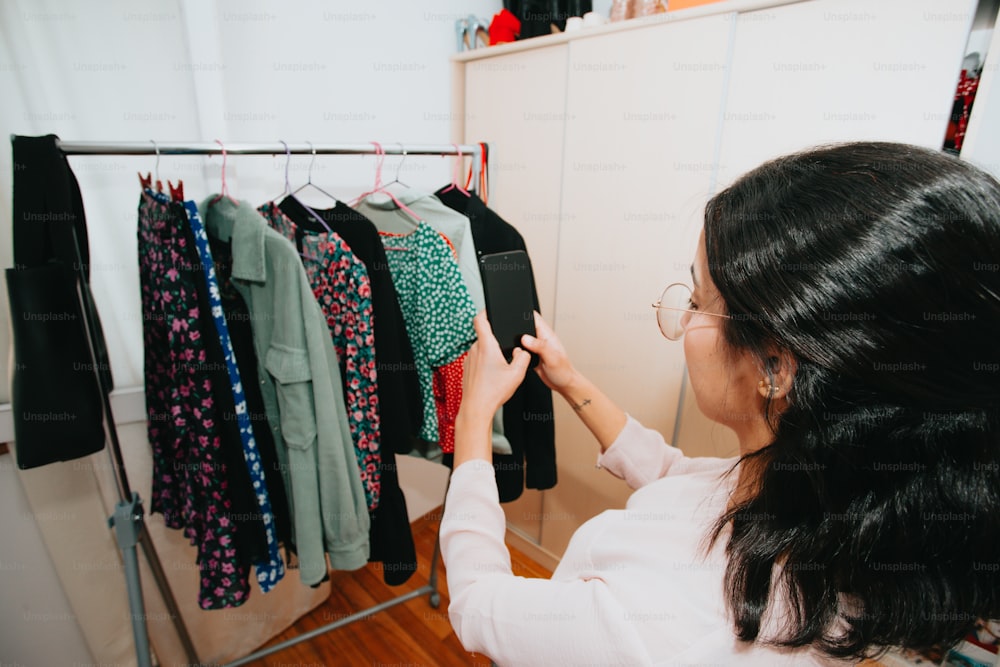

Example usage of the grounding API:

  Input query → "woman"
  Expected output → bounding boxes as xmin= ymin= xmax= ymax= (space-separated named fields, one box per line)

xmin=440 ymin=142 xmax=1000 ymax=665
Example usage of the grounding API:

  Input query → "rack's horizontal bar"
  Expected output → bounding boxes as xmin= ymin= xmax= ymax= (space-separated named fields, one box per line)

xmin=48 ymin=139 xmax=480 ymax=157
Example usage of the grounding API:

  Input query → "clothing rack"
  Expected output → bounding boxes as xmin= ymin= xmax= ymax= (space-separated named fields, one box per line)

xmin=51 ymin=138 xmax=484 ymax=667
xmin=56 ymin=140 xmax=483 ymax=192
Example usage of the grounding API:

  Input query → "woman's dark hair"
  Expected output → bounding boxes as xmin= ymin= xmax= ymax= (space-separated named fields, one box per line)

xmin=704 ymin=142 xmax=1000 ymax=659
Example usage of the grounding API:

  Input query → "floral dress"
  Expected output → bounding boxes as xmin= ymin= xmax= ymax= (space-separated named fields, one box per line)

xmin=258 ymin=202 xmax=382 ymax=511
xmin=138 ymin=194 xmax=249 ymax=609
xmin=379 ymin=222 xmax=477 ymax=443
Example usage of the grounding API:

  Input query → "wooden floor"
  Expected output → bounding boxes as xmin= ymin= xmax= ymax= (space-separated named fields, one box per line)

xmin=241 ymin=508 xmax=552 ymax=667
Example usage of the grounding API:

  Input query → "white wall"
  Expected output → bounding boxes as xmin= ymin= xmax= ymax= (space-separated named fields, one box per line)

xmin=0 ymin=1 xmax=500 ymax=664
xmin=0 ymin=0 xmax=502 ymax=402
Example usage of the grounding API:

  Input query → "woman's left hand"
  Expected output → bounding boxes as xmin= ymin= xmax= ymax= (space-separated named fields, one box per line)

xmin=459 ymin=311 xmax=533 ymax=425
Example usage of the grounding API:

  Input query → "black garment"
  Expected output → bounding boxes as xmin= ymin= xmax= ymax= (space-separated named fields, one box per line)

xmin=436 ymin=189 xmax=557 ymax=501
xmin=208 ymin=233 xmax=295 ymax=558
xmin=171 ymin=202 xmax=275 ymax=574
xmin=504 ymin=0 xmax=592 ymax=38
xmin=7 ymin=134 xmax=112 ymax=468
xmin=278 ymin=196 xmax=418 ymax=585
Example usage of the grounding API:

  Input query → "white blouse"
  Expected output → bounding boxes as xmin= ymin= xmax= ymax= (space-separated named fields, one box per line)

xmin=439 ymin=414 xmax=855 ymax=666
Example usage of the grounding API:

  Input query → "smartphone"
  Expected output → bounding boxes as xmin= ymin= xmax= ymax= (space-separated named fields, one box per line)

xmin=479 ymin=250 xmax=538 ymax=367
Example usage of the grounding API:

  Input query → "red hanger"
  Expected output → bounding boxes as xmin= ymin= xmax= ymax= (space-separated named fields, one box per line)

xmin=168 ymin=179 xmax=184 ymax=202
xmin=461 ymin=142 xmax=489 ymax=204
xmin=439 ymin=144 xmax=470 ymax=197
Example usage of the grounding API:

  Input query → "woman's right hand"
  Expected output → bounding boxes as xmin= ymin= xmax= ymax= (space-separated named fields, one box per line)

xmin=520 ymin=311 xmax=578 ymax=392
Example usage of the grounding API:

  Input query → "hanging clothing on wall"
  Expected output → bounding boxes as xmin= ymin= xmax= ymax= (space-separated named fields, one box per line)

xmin=257 ymin=201 xmax=382 ymax=512
xmin=273 ymin=196 xmax=419 ymax=585
xmin=142 ymin=188 xmax=293 ymax=593
xmin=945 ymin=68 xmax=981 ymax=154
xmin=355 ymin=190 xmax=486 ymax=311
xmin=354 ymin=193 xmax=508 ymax=456
xmin=137 ymin=193 xmax=253 ymax=608
xmin=277 ymin=197 xmax=422 ymax=455
xmin=432 ymin=354 xmax=467 ymax=457
xmin=436 ymin=188 xmax=558 ymax=499
xmin=211 ymin=237 xmax=296 ymax=558
xmin=201 ymin=196 xmax=370 ymax=588
xmin=7 ymin=134 xmax=111 ymax=469
xmin=363 ymin=216 xmax=478 ymax=448
xmin=183 ymin=198 xmax=287 ymax=592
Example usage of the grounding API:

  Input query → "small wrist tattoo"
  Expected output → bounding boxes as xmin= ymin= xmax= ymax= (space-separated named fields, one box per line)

xmin=571 ymin=398 xmax=592 ymax=412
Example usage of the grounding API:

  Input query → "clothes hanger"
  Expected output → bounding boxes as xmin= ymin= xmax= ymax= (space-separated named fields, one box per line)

xmin=288 ymin=141 xmax=339 ymax=206
xmin=138 ymin=139 xmax=158 ymax=191
xmin=350 ymin=141 xmax=422 ymax=224
xmin=210 ymin=139 xmax=239 ymax=207
xmin=141 ymin=141 xmax=184 ymax=202
xmin=153 ymin=139 xmax=164 ymax=193
xmin=153 ymin=139 xmax=163 ymax=193
xmin=461 ymin=142 xmax=489 ymax=203
xmin=439 ymin=144 xmax=470 ymax=197
xmin=265 ymin=142 xmax=326 ymax=263
xmin=381 ymin=143 xmax=411 ymax=192
xmin=168 ymin=178 xmax=184 ymax=203
xmin=272 ymin=140 xmax=333 ymax=235
xmin=478 ymin=142 xmax=489 ymax=204
xmin=154 ymin=140 xmax=185 ymax=202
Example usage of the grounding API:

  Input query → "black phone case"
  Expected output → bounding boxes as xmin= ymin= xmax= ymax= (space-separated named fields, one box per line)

xmin=479 ymin=250 xmax=538 ymax=367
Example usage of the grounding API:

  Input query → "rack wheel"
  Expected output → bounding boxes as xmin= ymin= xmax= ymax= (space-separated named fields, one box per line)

xmin=429 ymin=592 xmax=441 ymax=608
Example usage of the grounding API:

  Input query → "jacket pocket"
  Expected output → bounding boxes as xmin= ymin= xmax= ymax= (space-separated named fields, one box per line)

xmin=265 ymin=344 xmax=317 ymax=451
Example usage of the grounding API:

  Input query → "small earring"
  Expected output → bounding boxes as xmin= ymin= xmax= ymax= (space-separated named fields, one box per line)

xmin=758 ymin=379 xmax=776 ymax=396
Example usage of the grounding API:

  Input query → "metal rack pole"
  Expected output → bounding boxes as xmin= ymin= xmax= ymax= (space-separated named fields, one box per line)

xmin=50 ymin=138 xmax=475 ymax=666
xmin=54 ymin=140 xmax=482 ymax=191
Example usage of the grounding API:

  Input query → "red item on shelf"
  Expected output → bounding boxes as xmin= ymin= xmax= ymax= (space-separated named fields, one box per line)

xmin=489 ymin=8 xmax=521 ymax=45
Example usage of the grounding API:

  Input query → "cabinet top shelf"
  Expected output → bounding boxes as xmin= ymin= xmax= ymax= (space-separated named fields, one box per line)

xmin=452 ymin=0 xmax=805 ymax=62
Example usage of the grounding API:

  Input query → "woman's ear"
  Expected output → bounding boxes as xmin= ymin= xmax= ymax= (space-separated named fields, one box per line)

xmin=756 ymin=350 xmax=797 ymax=400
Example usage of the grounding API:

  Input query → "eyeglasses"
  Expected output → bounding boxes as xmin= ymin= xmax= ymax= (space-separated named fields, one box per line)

xmin=651 ymin=282 xmax=731 ymax=340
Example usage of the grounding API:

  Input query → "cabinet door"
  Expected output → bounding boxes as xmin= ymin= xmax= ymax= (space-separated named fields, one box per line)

xmin=464 ymin=45 xmax=569 ymax=543
xmin=545 ymin=14 xmax=735 ymax=557
xmin=715 ymin=0 xmax=978 ymax=188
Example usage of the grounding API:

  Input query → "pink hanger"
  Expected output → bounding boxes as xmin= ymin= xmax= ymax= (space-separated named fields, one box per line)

xmin=438 ymin=144 xmax=470 ymax=197
xmin=210 ymin=140 xmax=239 ymax=206
xmin=350 ymin=141 xmax=423 ymax=222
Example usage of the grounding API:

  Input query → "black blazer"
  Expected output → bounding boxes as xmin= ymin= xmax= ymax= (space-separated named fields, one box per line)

xmin=436 ymin=188 xmax=557 ymax=501
xmin=7 ymin=134 xmax=111 ymax=467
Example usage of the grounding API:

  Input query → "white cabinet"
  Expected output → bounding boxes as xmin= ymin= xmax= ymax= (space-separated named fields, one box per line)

xmin=454 ymin=0 xmax=979 ymax=559
xmin=463 ymin=45 xmax=570 ymax=542
xmin=548 ymin=14 xmax=734 ymax=556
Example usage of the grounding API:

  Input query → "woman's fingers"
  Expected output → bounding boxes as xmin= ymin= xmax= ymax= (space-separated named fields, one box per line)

xmin=472 ymin=310 xmax=499 ymax=350
xmin=509 ymin=346 xmax=532 ymax=374
xmin=461 ymin=311 xmax=533 ymax=416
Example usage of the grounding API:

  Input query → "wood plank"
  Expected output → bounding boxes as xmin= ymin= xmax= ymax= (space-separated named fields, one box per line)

xmin=239 ymin=508 xmax=550 ymax=666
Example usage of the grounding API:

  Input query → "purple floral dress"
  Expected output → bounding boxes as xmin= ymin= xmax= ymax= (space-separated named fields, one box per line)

xmin=258 ymin=202 xmax=382 ymax=511
xmin=138 ymin=194 xmax=249 ymax=609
